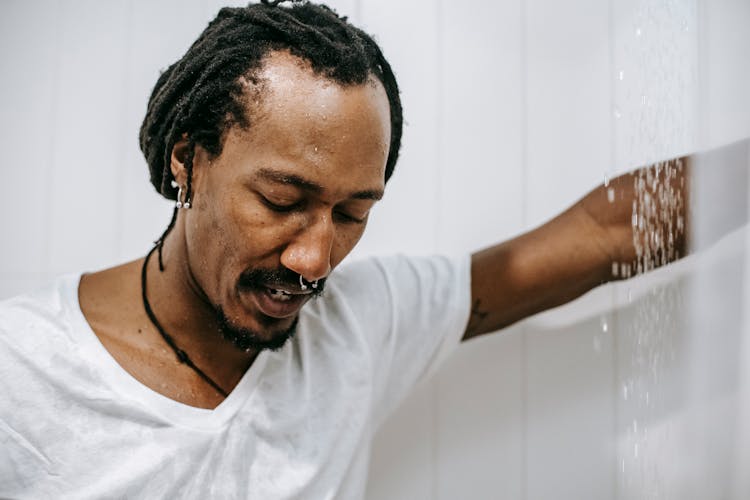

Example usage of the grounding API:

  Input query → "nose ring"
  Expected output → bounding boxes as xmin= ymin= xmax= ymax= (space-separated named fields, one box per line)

xmin=299 ymin=275 xmax=319 ymax=291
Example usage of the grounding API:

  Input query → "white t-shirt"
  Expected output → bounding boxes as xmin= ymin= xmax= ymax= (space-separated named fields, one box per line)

xmin=0 ymin=254 xmax=471 ymax=499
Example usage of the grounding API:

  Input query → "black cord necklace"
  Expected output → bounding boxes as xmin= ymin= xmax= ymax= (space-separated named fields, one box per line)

xmin=140 ymin=245 xmax=229 ymax=398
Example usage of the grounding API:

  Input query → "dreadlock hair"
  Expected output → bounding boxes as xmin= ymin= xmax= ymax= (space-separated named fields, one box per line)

xmin=139 ymin=0 xmax=403 ymax=269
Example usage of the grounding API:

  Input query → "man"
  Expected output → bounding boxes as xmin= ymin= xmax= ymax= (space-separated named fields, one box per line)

xmin=0 ymin=1 xmax=687 ymax=498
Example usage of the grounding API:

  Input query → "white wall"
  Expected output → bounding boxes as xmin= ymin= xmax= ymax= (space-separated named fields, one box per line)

xmin=1 ymin=0 xmax=749 ymax=498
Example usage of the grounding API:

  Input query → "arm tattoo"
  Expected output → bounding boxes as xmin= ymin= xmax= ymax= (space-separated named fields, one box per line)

xmin=466 ymin=298 xmax=489 ymax=337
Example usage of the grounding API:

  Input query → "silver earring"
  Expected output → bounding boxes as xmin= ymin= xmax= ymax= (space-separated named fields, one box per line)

xmin=176 ymin=185 xmax=191 ymax=209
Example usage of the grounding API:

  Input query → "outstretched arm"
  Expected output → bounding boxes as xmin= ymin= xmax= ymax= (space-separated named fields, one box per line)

xmin=464 ymin=157 xmax=690 ymax=341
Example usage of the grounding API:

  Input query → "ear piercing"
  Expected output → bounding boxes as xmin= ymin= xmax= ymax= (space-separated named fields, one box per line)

xmin=175 ymin=185 xmax=191 ymax=209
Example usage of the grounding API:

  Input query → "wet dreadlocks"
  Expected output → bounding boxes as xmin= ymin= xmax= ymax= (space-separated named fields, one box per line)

xmin=139 ymin=0 xmax=402 ymax=266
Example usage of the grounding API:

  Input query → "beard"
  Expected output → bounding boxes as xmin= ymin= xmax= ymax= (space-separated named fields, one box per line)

xmin=216 ymin=306 xmax=299 ymax=352
xmin=216 ymin=266 xmax=326 ymax=353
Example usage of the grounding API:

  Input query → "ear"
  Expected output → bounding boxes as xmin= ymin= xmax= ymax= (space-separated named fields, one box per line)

xmin=170 ymin=135 xmax=191 ymax=187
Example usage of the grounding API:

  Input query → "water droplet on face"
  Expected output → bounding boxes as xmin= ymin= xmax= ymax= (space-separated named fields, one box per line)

xmin=607 ymin=187 xmax=615 ymax=203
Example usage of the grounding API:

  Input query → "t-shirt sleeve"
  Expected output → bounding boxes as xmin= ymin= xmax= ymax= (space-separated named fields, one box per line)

xmin=338 ymin=254 xmax=472 ymax=426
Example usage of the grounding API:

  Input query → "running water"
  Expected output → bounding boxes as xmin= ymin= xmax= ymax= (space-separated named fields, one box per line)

xmin=631 ymin=159 xmax=686 ymax=274
xmin=610 ymin=0 xmax=698 ymax=498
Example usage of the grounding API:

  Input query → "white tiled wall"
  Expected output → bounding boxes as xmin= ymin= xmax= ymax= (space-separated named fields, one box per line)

xmin=1 ymin=1 xmax=748 ymax=498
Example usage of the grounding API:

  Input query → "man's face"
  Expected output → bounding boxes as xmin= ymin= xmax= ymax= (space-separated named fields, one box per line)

xmin=175 ymin=51 xmax=390 ymax=350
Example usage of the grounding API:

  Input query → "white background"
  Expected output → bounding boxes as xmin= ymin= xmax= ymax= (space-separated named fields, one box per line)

xmin=1 ymin=0 xmax=749 ymax=498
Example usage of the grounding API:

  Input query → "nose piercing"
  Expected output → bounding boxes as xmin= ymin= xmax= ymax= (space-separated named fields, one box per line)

xmin=299 ymin=275 xmax=319 ymax=291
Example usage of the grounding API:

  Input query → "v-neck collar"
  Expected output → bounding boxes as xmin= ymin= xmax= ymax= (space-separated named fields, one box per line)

xmin=65 ymin=273 xmax=270 ymax=431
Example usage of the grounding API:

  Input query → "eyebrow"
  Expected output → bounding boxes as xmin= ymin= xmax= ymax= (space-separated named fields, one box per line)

xmin=256 ymin=168 xmax=384 ymax=201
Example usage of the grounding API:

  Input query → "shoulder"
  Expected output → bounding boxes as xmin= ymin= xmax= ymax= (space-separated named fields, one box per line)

xmin=0 ymin=274 xmax=82 ymax=355
xmin=312 ymin=253 xmax=471 ymax=323
xmin=331 ymin=253 xmax=470 ymax=290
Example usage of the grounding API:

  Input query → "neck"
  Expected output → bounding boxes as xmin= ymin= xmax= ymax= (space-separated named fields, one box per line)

xmin=144 ymin=222 xmax=258 ymax=391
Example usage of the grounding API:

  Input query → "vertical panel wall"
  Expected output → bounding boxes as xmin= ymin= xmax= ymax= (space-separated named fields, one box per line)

xmin=353 ymin=0 xmax=441 ymax=260
xmin=700 ymin=0 xmax=750 ymax=148
xmin=0 ymin=0 xmax=61 ymax=295
xmin=432 ymin=1 xmax=525 ymax=499
xmin=1 ymin=1 xmax=748 ymax=499
xmin=524 ymin=0 xmax=612 ymax=228
xmin=47 ymin=0 xmax=130 ymax=273
xmin=356 ymin=3 xmax=442 ymax=498
xmin=523 ymin=1 xmax=615 ymax=499
xmin=118 ymin=0 xmax=212 ymax=263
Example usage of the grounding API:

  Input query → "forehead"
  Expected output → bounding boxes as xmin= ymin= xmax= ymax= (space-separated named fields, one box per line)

xmin=219 ymin=51 xmax=391 ymax=194
xmin=251 ymin=50 xmax=390 ymax=136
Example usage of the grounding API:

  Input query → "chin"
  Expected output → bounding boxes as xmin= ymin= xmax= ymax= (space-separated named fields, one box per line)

xmin=217 ymin=306 xmax=299 ymax=352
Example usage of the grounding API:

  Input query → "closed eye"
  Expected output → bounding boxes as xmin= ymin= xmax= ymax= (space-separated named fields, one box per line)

xmin=334 ymin=210 xmax=367 ymax=224
xmin=260 ymin=195 xmax=302 ymax=213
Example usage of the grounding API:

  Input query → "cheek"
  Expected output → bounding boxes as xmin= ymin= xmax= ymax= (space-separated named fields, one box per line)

xmin=183 ymin=198 xmax=234 ymax=275
xmin=186 ymin=186 xmax=250 ymax=260
xmin=221 ymin=196 xmax=301 ymax=260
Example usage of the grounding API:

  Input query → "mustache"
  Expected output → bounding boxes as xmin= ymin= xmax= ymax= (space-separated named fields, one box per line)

xmin=238 ymin=267 xmax=327 ymax=295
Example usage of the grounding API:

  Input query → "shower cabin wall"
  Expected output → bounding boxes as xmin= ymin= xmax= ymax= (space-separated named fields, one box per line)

xmin=1 ymin=1 xmax=749 ymax=499
xmin=359 ymin=0 xmax=750 ymax=499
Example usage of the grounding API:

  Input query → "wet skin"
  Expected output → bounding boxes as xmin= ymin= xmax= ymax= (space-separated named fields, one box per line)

xmin=79 ymin=51 xmax=391 ymax=408
xmin=172 ymin=52 xmax=390 ymax=345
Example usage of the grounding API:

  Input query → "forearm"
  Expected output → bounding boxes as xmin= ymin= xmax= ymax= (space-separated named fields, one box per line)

xmin=467 ymin=139 xmax=750 ymax=340
xmin=467 ymin=155 xmax=691 ymax=340
xmin=469 ymin=208 xmax=615 ymax=336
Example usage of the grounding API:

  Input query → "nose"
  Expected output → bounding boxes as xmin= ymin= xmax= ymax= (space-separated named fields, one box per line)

xmin=280 ymin=213 xmax=333 ymax=283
